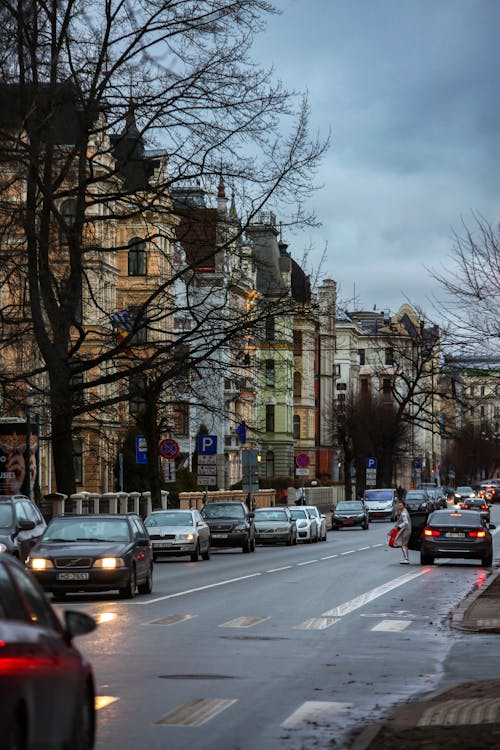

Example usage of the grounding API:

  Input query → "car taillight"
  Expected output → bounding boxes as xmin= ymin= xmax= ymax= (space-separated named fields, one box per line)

xmin=468 ymin=530 xmax=486 ymax=538
xmin=480 ymin=505 xmax=488 ymax=511
xmin=461 ymin=504 xmax=470 ymax=509
xmin=423 ymin=528 xmax=441 ymax=537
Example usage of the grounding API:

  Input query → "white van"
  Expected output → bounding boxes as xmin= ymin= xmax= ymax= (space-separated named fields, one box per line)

xmin=363 ymin=488 xmax=398 ymax=521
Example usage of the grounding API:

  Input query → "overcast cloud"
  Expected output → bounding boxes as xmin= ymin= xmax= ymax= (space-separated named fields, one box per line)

xmin=254 ymin=0 xmax=499 ymax=316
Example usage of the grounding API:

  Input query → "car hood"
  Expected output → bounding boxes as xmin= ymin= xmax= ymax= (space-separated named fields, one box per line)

xmin=30 ymin=540 xmax=129 ymax=557
xmin=146 ymin=525 xmax=196 ymax=535
xmin=254 ymin=519 xmax=290 ymax=528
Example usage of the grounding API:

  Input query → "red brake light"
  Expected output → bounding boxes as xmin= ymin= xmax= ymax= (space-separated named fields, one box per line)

xmin=468 ymin=530 xmax=486 ymax=538
xmin=481 ymin=505 xmax=488 ymax=511
xmin=423 ymin=528 xmax=441 ymax=537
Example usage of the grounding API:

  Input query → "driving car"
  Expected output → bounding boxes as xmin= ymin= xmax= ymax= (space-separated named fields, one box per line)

xmin=420 ymin=509 xmax=495 ymax=567
xmin=144 ymin=508 xmax=210 ymax=561
xmin=404 ymin=490 xmax=432 ymax=513
xmin=26 ymin=513 xmax=153 ymax=599
xmin=201 ymin=502 xmax=256 ymax=553
xmin=363 ymin=488 xmax=398 ymax=521
xmin=331 ymin=501 xmax=369 ymax=530
xmin=253 ymin=506 xmax=297 ymax=546
xmin=459 ymin=496 xmax=491 ymax=523
xmin=302 ymin=505 xmax=327 ymax=541
xmin=0 ymin=553 xmax=96 ymax=750
xmin=454 ymin=486 xmax=476 ymax=503
xmin=289 ymin=507 xmax=318 ymax=542
xmin=0 ymin=495 xmax=47 ymax=562
xmin=479 ymin=480 xmax=500 ymax=503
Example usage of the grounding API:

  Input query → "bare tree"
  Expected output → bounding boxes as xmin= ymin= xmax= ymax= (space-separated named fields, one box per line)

xmin=0 ymin=1 xmax=327 ymax=497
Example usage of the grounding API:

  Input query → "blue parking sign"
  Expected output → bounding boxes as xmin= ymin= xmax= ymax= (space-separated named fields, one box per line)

xmin=197 ymin=435 xmax=217 ymax=455
xmin=136 ymin=435 xmax=148 ymax=464
xmin=365 ymin=457 xmax=377 ymax=470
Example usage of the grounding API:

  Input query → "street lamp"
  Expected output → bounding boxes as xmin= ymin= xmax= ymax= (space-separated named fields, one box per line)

xmin=25 ymin=391 xmax=33 ymax=500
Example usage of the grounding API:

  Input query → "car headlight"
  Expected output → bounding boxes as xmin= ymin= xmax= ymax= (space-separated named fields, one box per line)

xmin=28 ymin=558 xmax=54 ymax=570
xmin=0 ymin=543 xmax=7 ymax=553
xmin=297 ymin=521 xmax=308 ymax=528
xmin=233 ymin=524 xmax=247 ymax=532
xmin=93 ymin=557 xmax=125 ymax=569
xmin=179 ymin=533 xmax=195 ymax=541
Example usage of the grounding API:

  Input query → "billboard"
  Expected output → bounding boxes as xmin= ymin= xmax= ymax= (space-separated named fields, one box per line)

xmin=0 ymin=421 xmax=40 ymax=500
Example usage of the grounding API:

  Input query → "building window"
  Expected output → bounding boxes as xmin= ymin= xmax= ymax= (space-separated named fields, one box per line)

xmin=293 ymin=414 xmax=301 ymax=439
xmin=334 ymin=364 xmax=341 ymax=377
xmin=73 ymin=439 xmax=83 ymax=485
xmin=293 ymin=330 xmax=302 ymax=356
xmin=360 ymin=377 xmax=370 ymax=394
xmin=265 ymin=316 xmax=275 ymax=341
xmin=265 ymin=404 xmax=275 ymax=432
xmin=385 ymin=347 xmax=394 ymax=366
xmin=129 ymin=373 xmax=147 ymax=416
xmin=129 ymin=305 xmax=147 ymax=343
xmin=480 ymin=406 xmax=485 ymax=418
xmin=128 ymin=237 xmax=146 ymax=276
xmin=382 ymin=378 xmax=392 ymax=402
xmin=358 ymin=349 xmax=365 ymax=365
xmin=60 ymin=199 xmax=77 ymax=246
xmin=293 ymin=371 xmax=302 ymax=399
xmin=266 ymin=450 xmax=275 ymax=478
xmin=265 ymin=359 xmax=275 ymax=387
xmin=469 ymin=386 xmax=475 ymax=397
xmin=70 ymin=372 xmax=84 ymax=409
xmin=337 ymin=393 xmax=346 ymax=402
xmin=173 ymin=402 xmax=189 ymax=436
xmin=480 ymin=386 xmax=485 ymax=396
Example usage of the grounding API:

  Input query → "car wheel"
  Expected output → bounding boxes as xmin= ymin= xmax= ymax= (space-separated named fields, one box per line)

xmin=6 ymin=707 xmax=26 ymax=750
xmin=119 ymin=568 xmax=136 ymax=599
xmin=420 ymin=553 xmax=434 ymax=565
xmin=138 ymin=565 xmax=153 ymax=595
xmin=286 ymin=533 xmax=293 ymax=546
xmin=242 ymin=536 xmax=251 ymax=553
xmin=293 ymin=533 xmax=298 ymax=545
xmin=201 ymin=544 xmax=210 ymax=560
xmin=482 ymin=555 xmax=493 ymax=567
xmin=70 ymin=684 xmax=95 ymax=750
xmin=250 ymin=535 xmax=256 ymax=552
xmin=190 ymin=542 xmax=200 ymax=562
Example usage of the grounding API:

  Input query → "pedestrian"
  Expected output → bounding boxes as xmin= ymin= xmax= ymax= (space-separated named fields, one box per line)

xmin=393 ymin=500 xmax=412 ymax=564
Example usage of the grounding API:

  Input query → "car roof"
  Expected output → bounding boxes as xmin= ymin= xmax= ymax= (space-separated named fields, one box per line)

xmin=0 ymin=495 xmax=31 ymax=502
xmin=48 ymin=513 xmax=139 ymax=520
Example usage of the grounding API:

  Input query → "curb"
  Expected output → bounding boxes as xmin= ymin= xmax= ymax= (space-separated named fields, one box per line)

xmin=451 ymin=566 xmax=500 ymax=632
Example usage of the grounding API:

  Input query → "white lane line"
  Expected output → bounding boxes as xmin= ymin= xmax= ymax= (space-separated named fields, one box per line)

xmin=340 ymin=550 xmax=355 ymax=555
xmin=357 ymin=546 xmax=371 ymax=551
xmin=294 ymin=617 xmax=340 ymax=630
xmin=219 ymin=616 xmax=270 ymax=628
xmin=297 ymin=560 xmax=318 ymax=566
xmin=142 ymin=572 xmax=262 ymax=604
xmin=156 ymin=698 xmax=237 ymax=726
xmin=266 ymin=565 xmax=293 ymax=573
xmin=371 ymin=619 xmax=411 ymax=632
xmin=95 ymin=696 xmax=119 ymax=710
xmin=282 ymin=701 xmax=351 ymax=729
xmin=320 ymin=554 xmax=339 ymax=560
xmin=371 ymin=544 xmax=384 ymax=548
xmin=322 ymin=569 xmax=428 ymax=618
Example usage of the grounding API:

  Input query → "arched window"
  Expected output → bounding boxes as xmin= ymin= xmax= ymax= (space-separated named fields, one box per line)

xmin=60 ymin=199 xmax=77 ymax=246
xmin=293 ymin=414 xmax=301 ymax=439
xmin=128 ymin=237 xmax=146 ymax=276
xmin=266 ymin=450 xmax=275 ymax=478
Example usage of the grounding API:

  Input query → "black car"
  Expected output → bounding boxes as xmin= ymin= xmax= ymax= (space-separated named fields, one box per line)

xmin=26 ymin=513 xmax=153 ymax=599
xmin=0 ymin=495 xmax=47 ymax=562
xmin=0 ymin=553 xmax=96 ymax=750
xmin=332 ymin=501 xmax=369 ymax=530
xmin=201 ymin=502 xmax=256 ymax=552
xmin=404 ymin=491 xmax=432 ymax=513
xmin=420 ymin=509 xmax=495 ymax=567
xmin=459 ymin=496 xmax=491 ymax=523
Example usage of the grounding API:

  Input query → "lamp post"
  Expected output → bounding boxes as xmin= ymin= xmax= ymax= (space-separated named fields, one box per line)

xmin=25 ymin=391 xmax=33 ymax=500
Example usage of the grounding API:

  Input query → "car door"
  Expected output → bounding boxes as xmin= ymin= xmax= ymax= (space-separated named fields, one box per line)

xmin=131 ymin=517 xmax=151 ymax=581
xmin=195 ymin=511 xmax=210 ymax=550
xmin=14 ymin=501 xmax=37 ymax=562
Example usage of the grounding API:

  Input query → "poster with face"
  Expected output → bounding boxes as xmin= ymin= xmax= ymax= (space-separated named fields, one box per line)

xmin=0 ymin=423 xmax=39 ymax=500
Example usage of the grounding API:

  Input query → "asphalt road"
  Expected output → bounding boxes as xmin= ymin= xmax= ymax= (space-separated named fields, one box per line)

xmin=53 ymin=507 xmax=500 ymax=750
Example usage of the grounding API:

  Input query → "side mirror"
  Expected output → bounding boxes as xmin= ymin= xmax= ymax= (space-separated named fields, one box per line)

xmin=489 ymin=523 xmax=496 ymax=530
xmin=18 ymin=519 xmax=36 ymax=532
xmin=64 ymin=610 xmax=97 ymax=641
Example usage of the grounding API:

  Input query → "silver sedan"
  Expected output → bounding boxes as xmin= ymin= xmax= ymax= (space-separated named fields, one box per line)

xmin=289 ymin=507 xmax=318 ymax=543
xmin=302 ymin=505 xmax=327 ymax=541
xmin=254 ymin=507 xmax=297 ymax=546
xmin=144 ymin=509 xmax=210 ymax=562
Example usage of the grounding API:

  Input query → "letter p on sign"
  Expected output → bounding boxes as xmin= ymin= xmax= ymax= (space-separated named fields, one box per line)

xmin=198 ymin=435 xmax=217 ymax=455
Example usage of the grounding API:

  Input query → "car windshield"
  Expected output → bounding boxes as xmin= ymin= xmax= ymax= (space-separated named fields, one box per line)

xmin=457 ymin=487 xmax=474 ymax=494
xmin=145 ymin=512 xmax=194 ymax=527
xmin=304 ymin=507 xmax=319 ymax=517
xmin=337 ymin=502 xmax=363 ymax=511
xmin=42 ymin=518 xmax=131 ymax=542
xmin=289 ymin=509 xmax=307 ymax=519
xmin=202 ymin=505 xmax=245 ymax=520
xmin=364 ymin=490 xmax=393 ymax=502
xmin=255 ymin=509 xmax=289 ymax=521
xmin=428 ymin=511 xmax=482 ymax=527
xmin=406 ymin=492 xmax=426 ymax=500
xmin=0 ymin=504 xmax=13 ymax=528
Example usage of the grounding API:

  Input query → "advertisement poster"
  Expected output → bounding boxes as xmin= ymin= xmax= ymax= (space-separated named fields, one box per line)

xmin=0 ymin=422 xmax=39 ymax=500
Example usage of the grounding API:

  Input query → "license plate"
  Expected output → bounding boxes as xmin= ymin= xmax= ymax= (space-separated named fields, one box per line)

xmin=211 ymin=533 xmax=228 ymax=539
xmin=344 ymin=520 xmax=354 ymax=525
xmin=154 ymin=542 xmax=172 ymax=548
xmin=445 ymin=532 xmax=465 ymax=538
xmin=56 ymin=572 xmax=90 ymax=581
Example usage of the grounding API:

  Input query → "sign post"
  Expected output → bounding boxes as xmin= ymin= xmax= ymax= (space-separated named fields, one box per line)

xmin=295 ymin=454 xmax=311 ymax=503
xmin=197 ymin=435 xmax=218 ymax=490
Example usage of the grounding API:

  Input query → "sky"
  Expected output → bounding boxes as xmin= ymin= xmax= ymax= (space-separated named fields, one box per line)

xmin=253 ymin=0 xmax=499 ymax=317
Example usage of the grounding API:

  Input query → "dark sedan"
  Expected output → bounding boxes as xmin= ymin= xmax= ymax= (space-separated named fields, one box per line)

xmin=404 ymin=491 xmax=432 ymax=513
xmin=0 ymin=553 xmax=96 ymax=750
xmin=26 ymin=514 xmax=153 ymax=599
xmin=332 ymin=501 xmax=369 ymax=530
xmin=420 ymin=509 xmax=495 ymax=567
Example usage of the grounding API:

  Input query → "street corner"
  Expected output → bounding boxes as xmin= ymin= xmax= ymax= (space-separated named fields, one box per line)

xmin=451 ymin=566 xmax=500 ymax=633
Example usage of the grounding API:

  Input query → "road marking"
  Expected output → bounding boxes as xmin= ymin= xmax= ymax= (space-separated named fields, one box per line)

xmin=357 ymin=546 xmax=371 ymax=551
xmin=418 ymin=698 xmax=500 ymax=726
xmin=371 ymin=619 xmax=411 ymax=632
xmin=282 ymin=701 xmax=351 ymax=729
xmin=340 ymin=550 xmax=355 ymax=555
xmin=320 ymin=554 xmax=339 ymax=560
xmin=371 ymin=543 xmax=384 ymax=548
xmin=150 ymin=614 xmax=196 ymax=625
xmin=266 ymin=565 xmax=293 ymax=572
xmin=156 ymin=698 xmax=237 ymax=726
xmin=142 ymin=572 xmax=262 ymax=604
xmin=294 ymin=617 xmax=340 ymax=630
xmin=322 ymin=569 xmax=428 ymax=618
xmin=297 ymin=560 xmax=318 ymax=566
xmin=95 ymin=696 xmax=119 ymax=710
xmin=219 ymin=616 xmax=269 ymax=628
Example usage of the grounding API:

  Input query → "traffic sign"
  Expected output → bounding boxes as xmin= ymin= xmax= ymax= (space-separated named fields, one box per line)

xmin=158 ymin=438 xmax=179 ymax=459
xmin=136 ymin=435 xmax=148 ymax=464
xmin=296 ymin=468 xmax=310 ymax=476
xmin=365 ymin=457 xmax=377 ymax=470
xmin=295 ymin=453 xmax=310 ymax=468
xmin=197 ymin=434 xmax=217 ymax=455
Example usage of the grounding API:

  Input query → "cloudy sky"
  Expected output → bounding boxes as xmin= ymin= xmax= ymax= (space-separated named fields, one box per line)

xmin=253 ymin=0 xmax=499 ymax=316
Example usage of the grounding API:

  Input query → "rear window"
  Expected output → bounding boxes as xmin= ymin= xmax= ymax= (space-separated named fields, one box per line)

xmin=364 ymin=490 xmax=394 ymax=502
xmin=145 ymin=512 xmax=194 ymax=527
xmin=428 ymin=511 xmax=482 ymax=527
xmin=0 ymin=504 xmax=13 ymax=529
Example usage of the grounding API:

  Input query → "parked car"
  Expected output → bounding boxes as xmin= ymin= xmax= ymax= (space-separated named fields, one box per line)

xmin=0 ymin=553 xmax=96 ymax=750
xmin=289 ymin=507 xmax=318 ymax=542
xmin=144 ymin=508 xmax=210 ymax=562
xmin=200 ymin=502 xmax=256 ymax=553
xmin=404 ymin=490 xmax=432 ymax=513
xmin=363 ymin=489 xmax=398 ymax=522
xmin=479 ymin=480 xmax=500 ymax=503
xmin=459 ymin=496 xmax=491 ymax=523
xmin=420 ymin=509 xmax=495 ymax=567
xmin=454 ymin=486 xmax=477 ymax=503
xmin=26 ymin=513 xmax=153 ymax=599
xmin=253 ymin=507 xmax=297 ymax=546
xmin=0 ymin=495 xmax=47 ymax=563
xmin=302 ymin=505 xmax=327 ymax=541
xmin=331 ymin=501 xmax=369 ymax=530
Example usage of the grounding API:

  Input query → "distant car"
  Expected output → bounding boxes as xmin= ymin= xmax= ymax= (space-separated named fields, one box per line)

xmin=363 ymin=489 xmax=398 ymax=522
xmin=420 ymin=509 xmax=495 ymax=567
xmin=0 ymin=495 xmax=47 ymax=563
xmin=289 ymin=507 xmax=318 ymax=542
xmin=302 ymin=506 xmax=327 ymax=541
xmin=332 ymin=501 xmax=369 ymax=530
xmin=404 ymin=490 xmax=432 ymax=513
xmin=201 ymin=502 xmax=256 ymax=553
xmin=479 ymin=480 xmax=500 ymax=503
xmin=454 ymin=486 xmax=476 ymax=503
xmin=253 ymin=507 xmax=297 ymax=546
xmin=26 ymin=513 xmax=153 ymax=599
xmin=459 ymin=496 xmax=491 ymax=523
xmin=0 ymin=553 xmax=96 ymax=750
xmin=144 ymin=509 xmax=210 ymax=562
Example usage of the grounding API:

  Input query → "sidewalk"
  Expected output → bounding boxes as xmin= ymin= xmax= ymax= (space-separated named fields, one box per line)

xmin=349 ymin=569 xmax=500 ymax=750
